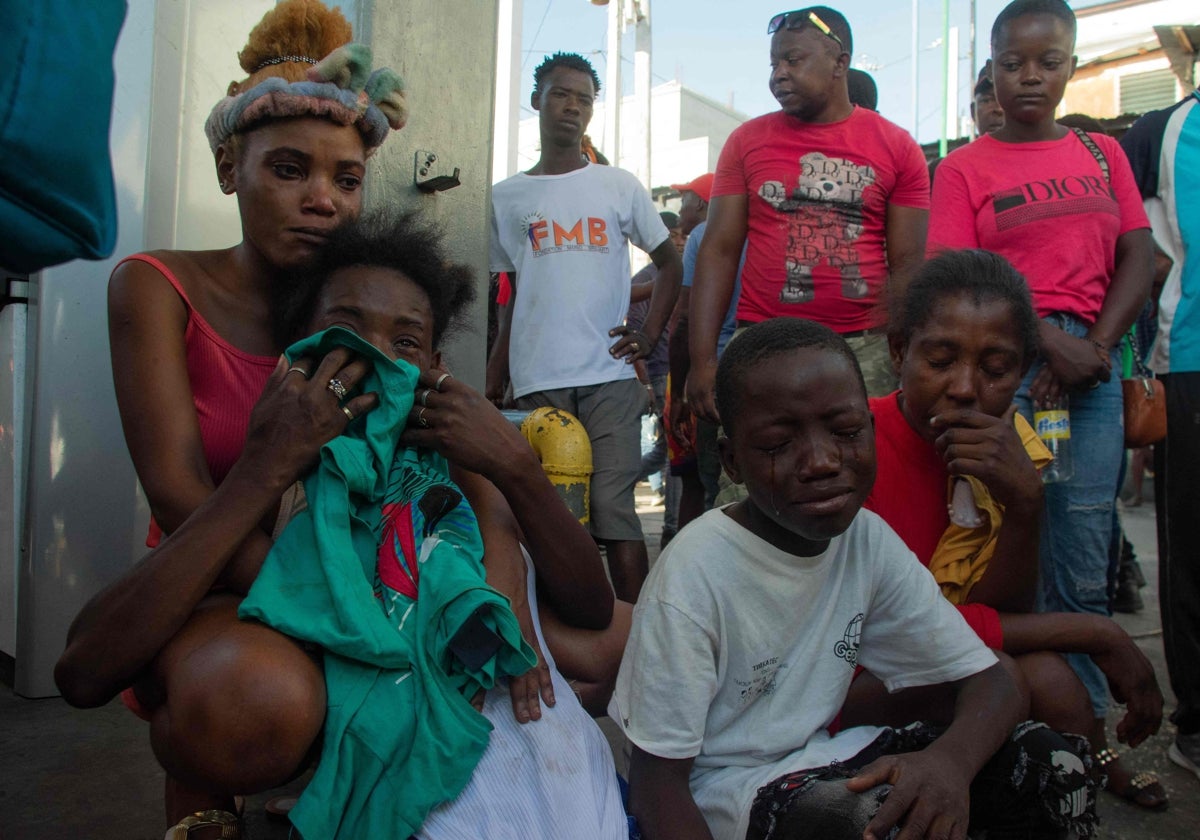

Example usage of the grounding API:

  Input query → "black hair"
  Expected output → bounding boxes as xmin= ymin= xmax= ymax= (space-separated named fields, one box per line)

xmin=533 ymin=52 xmax=601 ymax=97
xmin=847 ymin=68 xmax=878 ymax=110
xmin=890 ymin=249 xmax=1039 ymax=365
xmin=275 ymin=209 xmax=476 ymax=348
xmin=1058 ymin=113 xmax=1105 ymax=134
xmin=991 ymin=0 xmax=1076 ymax=49
xmin=778 ymin=7 xmax=854 ymax=57
xmin=717 ymin=318 xmax=865 ymax=440
xmin=973 ymin=59 xmax=994 ymax=97
xmin=659 ymin=210 xmax=680 ymax=229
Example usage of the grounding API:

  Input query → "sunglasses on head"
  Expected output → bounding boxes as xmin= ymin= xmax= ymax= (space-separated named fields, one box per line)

xmin=767 ymin=10 xmax=846 ymax=54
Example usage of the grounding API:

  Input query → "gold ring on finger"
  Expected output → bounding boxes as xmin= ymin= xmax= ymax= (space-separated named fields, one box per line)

xmin=342 ymin=405 xmax=356 ymax=422
xmin=327 ymin=378 xmax=349 ymax=400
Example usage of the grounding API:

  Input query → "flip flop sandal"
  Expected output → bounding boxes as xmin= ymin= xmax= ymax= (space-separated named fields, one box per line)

xmin=164 ymin=809 xmax=241 ymax=839
xmin=1119 ymin=772 xmax=1170 ymax=812
xmin=1096 ymin=748 xmax=1169 ymax=812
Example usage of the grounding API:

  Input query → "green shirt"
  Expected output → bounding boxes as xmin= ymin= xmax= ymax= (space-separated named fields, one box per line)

xmin=240 ymin=328 xmax=536 ymax=838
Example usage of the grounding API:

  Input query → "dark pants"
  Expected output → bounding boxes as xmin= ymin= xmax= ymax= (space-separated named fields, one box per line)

xmin=747 ymin=722 xmax=1097 ymax=840
xmin=1155 ymin=372 xmax=1200 ymax=734
xmin=695 ymin=418 xmax=721 ymax=510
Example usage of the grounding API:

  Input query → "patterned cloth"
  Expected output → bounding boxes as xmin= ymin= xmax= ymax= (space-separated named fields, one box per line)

xmin=748 ymin=721 xmax=1098 ymax=840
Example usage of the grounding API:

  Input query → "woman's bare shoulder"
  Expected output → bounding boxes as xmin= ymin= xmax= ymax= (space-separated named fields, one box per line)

xmin=109 ymin=248 xmax=235 ymax=306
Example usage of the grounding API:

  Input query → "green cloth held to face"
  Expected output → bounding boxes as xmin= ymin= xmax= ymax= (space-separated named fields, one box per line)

xmin=239 ymin=327 xmax=536 ymax=839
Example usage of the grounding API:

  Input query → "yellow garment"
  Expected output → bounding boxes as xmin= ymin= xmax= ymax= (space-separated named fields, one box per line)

xmin=929 ymin=413 xmax=1053 ymax=604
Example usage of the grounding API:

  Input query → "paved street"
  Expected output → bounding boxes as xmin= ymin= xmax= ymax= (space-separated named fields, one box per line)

xmin=1 ymin=481 xmax=1195 ymax=838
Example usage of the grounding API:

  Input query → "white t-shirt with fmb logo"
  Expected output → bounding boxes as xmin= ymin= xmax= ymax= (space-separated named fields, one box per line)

xmin=490 ymin=162 xmax=668 ymax=398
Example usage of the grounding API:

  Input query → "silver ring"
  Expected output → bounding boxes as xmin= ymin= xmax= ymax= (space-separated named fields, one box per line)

xmin=417 ymin=406 xmax=430 ymax=428
xmin=630 ymin=341 xmax=640 ymax=352
xmin=287 ymin=365 xmax=308 ymax=378
xmin=418 ymin=388 xmax=432 ymax=407
xmin=342 ymin=405 xmax=356 ymax=421
xmin=434 ymin=372 xmax=452 ymax=392
xmin=327 ymin=378 xmax=348 ymax=400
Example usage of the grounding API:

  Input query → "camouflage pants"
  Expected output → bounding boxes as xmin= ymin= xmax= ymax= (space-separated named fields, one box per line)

xmin=747 ymin=721 xmax=1098 ymax=840
xmin=845 ymin=331 xmax=898 ymax=399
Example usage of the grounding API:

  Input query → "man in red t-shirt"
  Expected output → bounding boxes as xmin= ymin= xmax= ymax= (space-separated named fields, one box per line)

xmin=687 ymin=6 xmax=929 ymax=423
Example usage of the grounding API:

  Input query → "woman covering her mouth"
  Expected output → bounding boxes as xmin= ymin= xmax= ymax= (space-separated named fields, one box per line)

xmin=58 ymin=0 xmax=407 ymax=827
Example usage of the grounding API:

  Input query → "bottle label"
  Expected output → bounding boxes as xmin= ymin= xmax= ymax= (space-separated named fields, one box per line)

xmin=1034 ymin=410 xmax=1070 ymax=440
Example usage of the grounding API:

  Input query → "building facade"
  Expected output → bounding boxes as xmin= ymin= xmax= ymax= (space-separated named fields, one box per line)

xmin=513 ymin=80 xmax=747 ymax=193
xmin=1062 ymin=0 xmax=1198 ymax=121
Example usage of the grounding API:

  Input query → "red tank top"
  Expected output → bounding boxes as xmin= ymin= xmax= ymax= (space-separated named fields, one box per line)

xmin=117 ymin=255 xmax=278 ymax=546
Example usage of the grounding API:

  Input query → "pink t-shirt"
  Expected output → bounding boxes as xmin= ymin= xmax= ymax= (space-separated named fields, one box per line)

xmin=928 ymin=132 xmax=1150 ymax=324
xmin=713 ymin=107 xmax=929 ymax=332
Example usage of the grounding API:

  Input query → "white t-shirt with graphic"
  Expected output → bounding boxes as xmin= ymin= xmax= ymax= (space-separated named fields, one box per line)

xmin=609 ymin=507 xmax=998 ymax=840
xmin=490 ymin=162 xmax=669 ymax=398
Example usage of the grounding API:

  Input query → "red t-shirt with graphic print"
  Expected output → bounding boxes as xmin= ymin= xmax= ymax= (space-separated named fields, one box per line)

xmin=712 ymin=107 xmax=929 ymax=333
xmin=928 ymin=131 xmax=1150 ymax=325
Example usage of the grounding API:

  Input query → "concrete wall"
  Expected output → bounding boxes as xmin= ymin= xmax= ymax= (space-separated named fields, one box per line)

xmin=352 ymin=0 xmax=499 ymax=385
xmin=1064 ymin=54 xmax=1181 ymax=119
xmin=678 ymin=87 xmax=744 ymax=159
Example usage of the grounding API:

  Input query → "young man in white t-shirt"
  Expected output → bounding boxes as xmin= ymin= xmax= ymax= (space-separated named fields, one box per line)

xmin=487 ymin=52 xmax=682 ymax=602
xmin=612 ymin=318 xmax=1090 ymax=840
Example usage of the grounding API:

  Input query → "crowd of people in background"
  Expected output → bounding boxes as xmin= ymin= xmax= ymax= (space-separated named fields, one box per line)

xmin=42 ymin=0 xmax=1200 ymax=838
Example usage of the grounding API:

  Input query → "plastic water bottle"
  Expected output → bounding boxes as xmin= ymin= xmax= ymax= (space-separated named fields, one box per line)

xmin=1034 ymin=396 xmax=1074 ymax=484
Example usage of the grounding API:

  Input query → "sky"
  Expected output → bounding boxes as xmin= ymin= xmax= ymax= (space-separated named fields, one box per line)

xmin=514 ymin=0 xmax=1067 ymax=145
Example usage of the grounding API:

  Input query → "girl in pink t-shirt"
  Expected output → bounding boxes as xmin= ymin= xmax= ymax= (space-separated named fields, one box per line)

xmin=927 ymin=0 xmax=1159 ymax=811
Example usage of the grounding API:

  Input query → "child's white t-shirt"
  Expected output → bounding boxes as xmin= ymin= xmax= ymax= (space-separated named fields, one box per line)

xmin=489 ymin=162 xmax=669 ymax=398
xmin=419 ymin=549 xmax=627 ymax=839
xmin=609 ymin=507 xmax=998 ymax=840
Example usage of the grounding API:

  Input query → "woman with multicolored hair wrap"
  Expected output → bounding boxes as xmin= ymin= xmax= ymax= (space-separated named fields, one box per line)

xmin=120 ymin=0 xmax=406 ymax=561
xmin=52 ymin=0 xmax=413 ymax=829
xmin=56 ymin=2 xmax=630 ymax=833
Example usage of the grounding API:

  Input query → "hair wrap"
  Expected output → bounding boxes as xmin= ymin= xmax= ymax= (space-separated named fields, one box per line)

xmin=205 ymin=42 xmax=407 ymax=155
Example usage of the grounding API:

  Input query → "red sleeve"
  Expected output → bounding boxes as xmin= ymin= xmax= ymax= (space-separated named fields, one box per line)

xmin=712 ymin=124 xmax=747 ymax=198
xmin=1100 ymin=134 xmax=1151 ymax=235
xmin=957 ymin=602 xmax=1004 ymax=650
xmin=495 ymin=272 xmax=512 ymax=307
xmin=927 ymin=156 xmax=980 ymax=255
xmin=888 ymin=131 xmax=931 ymax=209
